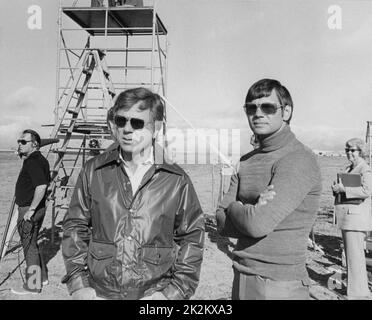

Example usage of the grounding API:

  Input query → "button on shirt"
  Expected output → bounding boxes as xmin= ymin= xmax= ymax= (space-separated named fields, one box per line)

xmin=119 ymin=149 xmax=154 ymax=195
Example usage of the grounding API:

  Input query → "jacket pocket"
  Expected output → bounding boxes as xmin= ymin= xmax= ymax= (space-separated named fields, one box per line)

xmin=140 ymin=245 xmax=176 ymax=281
xmin=347 ymin=204 xmax=363 ymax=215
xmin=142 ymin=245 xmax=176 ymax=265
xmin=88 ymin=240 xmax=116 ymax=279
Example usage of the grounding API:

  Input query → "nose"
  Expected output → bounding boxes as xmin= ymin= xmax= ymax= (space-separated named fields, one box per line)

xmin=123 ymin=120 xmax=133 ymax=133
xmin=253 ymin=105 xmax=265 ymax=117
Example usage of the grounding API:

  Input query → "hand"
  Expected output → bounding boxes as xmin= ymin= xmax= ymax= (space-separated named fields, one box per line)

xmin=23 ymin=209 xmax=35 ymax=221
xmin=332 ymin=179 xmax=345 ymax=193
xmin=257 ymin=185 xmax=276 ymax=206
xmin=140 ymin=291 xmax=168 ymax=300
xmin=71 ymin=287 xmax=97 ymax=300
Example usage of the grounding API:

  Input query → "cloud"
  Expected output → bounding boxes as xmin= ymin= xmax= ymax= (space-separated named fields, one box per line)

xmin=3 ymin=86 xmax=41 ymax=111
xmin=0 ymin=86 xmax=53 ymax=148
xmin=0 ymin=119 xmax=31 ymax=150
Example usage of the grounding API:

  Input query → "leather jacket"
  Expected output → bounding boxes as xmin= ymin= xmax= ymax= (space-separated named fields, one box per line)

xmin=61 ymin=146 xmax=205 ymax=300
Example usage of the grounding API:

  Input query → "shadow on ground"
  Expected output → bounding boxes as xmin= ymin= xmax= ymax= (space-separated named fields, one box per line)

xmin=313 ymin=233 xmax=343 ymax=264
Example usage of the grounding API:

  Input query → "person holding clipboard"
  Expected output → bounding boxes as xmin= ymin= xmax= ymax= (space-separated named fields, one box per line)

xmin=332 ymin=138 xmax=372 ymax=299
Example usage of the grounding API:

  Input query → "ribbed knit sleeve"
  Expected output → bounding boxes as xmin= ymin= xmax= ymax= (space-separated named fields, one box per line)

xmin=216 ymin=170 xmax=245 ymax=238
xmin=227 ymin=151 xmax=321 ymax=238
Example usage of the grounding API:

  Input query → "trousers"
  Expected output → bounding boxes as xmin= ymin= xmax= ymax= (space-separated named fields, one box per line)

xmin=342 ymin=230 xmax=371 ymax=298
xmin=17 ymin=206 xmax=48 ymax=287
xmin=232 ymin=269 xmax=310 ymax=300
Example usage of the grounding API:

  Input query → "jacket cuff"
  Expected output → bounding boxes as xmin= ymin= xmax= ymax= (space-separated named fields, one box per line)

xmin=63 ymin=272 xmax=90 ymax=295
xmin=162 ymin=283 xmax=187 ymax=300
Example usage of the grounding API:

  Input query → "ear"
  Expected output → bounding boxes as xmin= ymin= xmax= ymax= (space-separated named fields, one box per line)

xmin=282 ymin=105 xmax=292 ymax=122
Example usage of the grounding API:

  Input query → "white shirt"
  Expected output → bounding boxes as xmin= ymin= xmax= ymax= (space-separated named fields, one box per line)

xmin=119 ymin=148 xmax=154 ymax=195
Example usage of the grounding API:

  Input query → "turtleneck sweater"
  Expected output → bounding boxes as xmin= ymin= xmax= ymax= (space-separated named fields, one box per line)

xmin=216 ymin=125 xmax=322 ymax=282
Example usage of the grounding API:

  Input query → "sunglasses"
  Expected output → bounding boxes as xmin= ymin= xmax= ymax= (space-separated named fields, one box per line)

xmin=244 ymin=102 xmax=283 ymax=116
xmin=345 ymin=148 xmax=360 ymax=153
xmin=17 ymin=139 xmax=32 ymax=145
xmin=114 ymin=115 xmax=145 ymax=130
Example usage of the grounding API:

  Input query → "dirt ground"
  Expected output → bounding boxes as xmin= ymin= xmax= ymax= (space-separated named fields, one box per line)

xmin=1 ymin=206 xmax=368 ymax=300
xmin=0 ymin=155 xmax=371 ymax=300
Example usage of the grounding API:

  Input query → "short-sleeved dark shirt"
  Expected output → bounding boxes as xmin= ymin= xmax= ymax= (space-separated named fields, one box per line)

xmin=15 ymin=151 xmax=50 ymax=207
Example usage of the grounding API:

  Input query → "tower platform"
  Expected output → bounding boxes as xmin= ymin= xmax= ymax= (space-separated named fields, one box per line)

xmin=63 ymin=7 xmax=167 ymax=36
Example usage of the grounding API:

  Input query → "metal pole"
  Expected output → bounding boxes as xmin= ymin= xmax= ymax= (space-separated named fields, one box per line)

xmin=151 ymin=0 xmax=156 ymax=91
xmin=212 ymin=164 xmax=215 ymax=210
xmin=50 ymin=0 xmax=63 ymax=245
xmin=51 ymin=196 xmax=56 ymax=246
xmin=218 ymin=166 xmax=224 ymax=205
xmin=164 ymin=35 xmax=169 ymax=97
xmin=124 ymin=35 xmax=129 ymax=88
xmin=369 ymin=121 xmax=371 ymax=166
xmin=54 ymin=0 xmax=63 ymax=136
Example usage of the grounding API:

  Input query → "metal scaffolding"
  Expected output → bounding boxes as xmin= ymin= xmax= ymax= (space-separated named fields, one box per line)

xmin=48 ymin=0 xmax=169 ymax=239
xmin=0 ymin=0 xmax=169 ymax=263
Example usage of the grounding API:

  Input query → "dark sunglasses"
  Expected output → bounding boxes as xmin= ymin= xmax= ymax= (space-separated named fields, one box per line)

xmin=345 ymin=148 xmax=360 ymax=153
xmin=244 ymin=102 xmax=283 ymax=116
xmin=17 ymin=139 xmax=32 ymax=145
xmin=114 ymin=115 xmax=145 ymax=130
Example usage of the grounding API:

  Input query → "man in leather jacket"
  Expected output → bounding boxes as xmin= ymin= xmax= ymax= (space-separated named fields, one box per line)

xmin=61 ymin=87 xmax=205 ymax=300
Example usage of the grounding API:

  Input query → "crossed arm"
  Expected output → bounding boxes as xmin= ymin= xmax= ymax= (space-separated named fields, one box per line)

xmin=217 ymin=156 xmax=320 ymax=238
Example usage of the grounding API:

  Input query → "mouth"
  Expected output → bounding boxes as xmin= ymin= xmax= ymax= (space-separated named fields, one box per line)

xmin=253 ymin=122 xmax=268 ymax=127
xmin=122 ymin=137 xmax=132 ymax=143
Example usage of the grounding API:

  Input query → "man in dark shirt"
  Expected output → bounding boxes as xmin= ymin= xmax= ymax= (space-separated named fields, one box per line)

xmin=12 ymin=129 xmax=50 ymax=294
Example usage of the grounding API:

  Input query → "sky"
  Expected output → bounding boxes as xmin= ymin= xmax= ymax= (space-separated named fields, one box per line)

xmin=0 ymin=0 xmax=372 ymax=154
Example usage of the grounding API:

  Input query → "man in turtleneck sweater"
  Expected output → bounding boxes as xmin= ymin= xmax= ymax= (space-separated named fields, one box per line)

xmin=216 ymin=79 xmax=322 ymax=300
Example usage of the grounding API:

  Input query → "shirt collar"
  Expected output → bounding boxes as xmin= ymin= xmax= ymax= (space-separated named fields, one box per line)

xmin=119 ymin=146 xmax=154 ymax=167
xmin=96 ymin=143 xmax=183 ymax=176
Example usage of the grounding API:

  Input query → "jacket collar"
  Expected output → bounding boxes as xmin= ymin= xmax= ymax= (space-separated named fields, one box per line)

xmin=96 ymin=142 xmax=184 ymax=176
xmin=347 ymin=158 xmax=367 ymax=172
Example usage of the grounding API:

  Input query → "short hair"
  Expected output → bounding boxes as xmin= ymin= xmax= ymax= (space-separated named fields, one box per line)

xmin=107 ymin=87 xmax=164 ymax=124
xmin=346 ymin=138 xmax=366 ymax=158
xmin=245 ymin=78 xmax=294 ymax=124
xmin=22 ymin=129 xmax=41 ymax=148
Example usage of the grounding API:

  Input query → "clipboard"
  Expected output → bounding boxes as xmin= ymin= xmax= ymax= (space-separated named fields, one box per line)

xmin=336 ymin=173 xmax=363 ymax=205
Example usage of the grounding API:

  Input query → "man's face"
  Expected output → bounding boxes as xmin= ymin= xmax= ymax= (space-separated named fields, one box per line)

xmin=246 ymin=90 xmax=289 ymax=137
xmin=111 ymin=102 xmax=155 ymax=156
xmin=17 ymin=133 xmax=36 ymax=156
